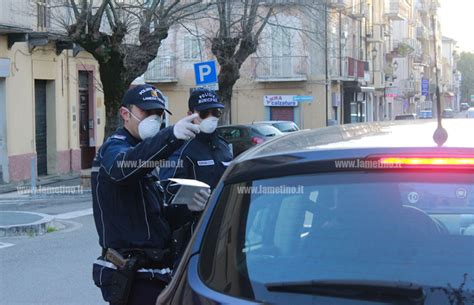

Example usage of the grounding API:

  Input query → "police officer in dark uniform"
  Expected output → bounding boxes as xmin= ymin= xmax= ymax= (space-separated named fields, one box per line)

xmin=91 ymin=84 xmax=203 ymax=305
xmin=159 ymin=89 xmax=233 ymax=263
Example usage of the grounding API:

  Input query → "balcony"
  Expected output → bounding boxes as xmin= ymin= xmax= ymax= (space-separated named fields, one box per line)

xmin=399 ymin=79 xmax=417 ymax=96
xmin=144 ymin=56 xmax=178 ymax=83
xmin=384 ymin=0 xmax=410 ymax=21
xmin=328 ymin=0 xmax=347 ymax=9
xmin=367 ymin=24 xmax=385 ymax=43
xmin=413 ymin=54 xmax=431 ymax=66
xmin=253 ymin=56 xmax=308 ymax=82
xmin=392 ymin=38 xmax=417 ymax=56
xmin=339 ymin=57 xmax=368 ymax=80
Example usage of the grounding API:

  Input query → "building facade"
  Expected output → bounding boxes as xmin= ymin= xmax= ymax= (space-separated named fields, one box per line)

xmin=0 ymin=0 xmax=104 ymax=183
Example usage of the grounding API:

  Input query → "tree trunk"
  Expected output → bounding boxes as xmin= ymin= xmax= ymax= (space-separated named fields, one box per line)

xmin=219 ymin=83 xmax=234 ymax=125
xmin=98 ymin=55 xmax=129 ymax=140
xmin=217 ymin=63 xmax=240 ymax=125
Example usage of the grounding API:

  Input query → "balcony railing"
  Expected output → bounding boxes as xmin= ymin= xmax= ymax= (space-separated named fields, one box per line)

xmin=144 ymin=56 xmax=178 ymax=83
xmin=253 ymin=56 xmax=308 ymax=82
xmin=328 ymin=0 xmax=347 ymax=9
xmin=399 ymin=79 xmax=417 ymax=96
xmin=334 ymin=57 xmax=368 ymax=80
xmin=413 ymin=54 xmax=431 ymax=66
xmin=385 ymin=0 xmax=410 ymax=20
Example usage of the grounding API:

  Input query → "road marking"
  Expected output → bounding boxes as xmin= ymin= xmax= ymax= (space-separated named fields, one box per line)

xmin=0 ymin=242 xmax=15 ymax=249
xmin=55 ymin=208 xmax=93 ymax=220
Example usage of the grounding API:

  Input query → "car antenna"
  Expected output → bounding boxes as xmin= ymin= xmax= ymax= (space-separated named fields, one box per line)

xmin=431 ymin=14 xmax=448 ymax=147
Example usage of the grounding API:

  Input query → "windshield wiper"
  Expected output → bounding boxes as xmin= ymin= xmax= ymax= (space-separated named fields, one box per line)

xmin=265 ymin=279 xmax=425 ymax=304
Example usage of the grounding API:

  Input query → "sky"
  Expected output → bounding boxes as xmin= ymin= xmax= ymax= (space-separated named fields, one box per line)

xmin=438 ymin=0 xmax=474 ymax=53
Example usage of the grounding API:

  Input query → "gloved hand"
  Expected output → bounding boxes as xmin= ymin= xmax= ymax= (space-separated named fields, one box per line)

xmin=187 ymin=188 xmax=211 ymax=212
xmin=173 ymin=113 xmax=200 ymax=140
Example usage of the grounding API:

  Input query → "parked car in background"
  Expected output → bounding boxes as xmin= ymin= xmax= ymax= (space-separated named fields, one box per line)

xmin=217 ymin=124 xmax=283 ymax=156
xmin=394 ymin=114 xmax=417 ymax=120
xmin=467 ymin=108 xmax=474 ymax=119
xmin=442 ymin=108 xmax=454 ymax=118
xmin=253 ymin=121 xmax=300 ymax=133
xmin=419 ymin=110 xmax=433 ymax=119
xmin=460 ymin=103 xmax=470 ymax=111
xmin=158 ymin=119 xmax=474 ymax=305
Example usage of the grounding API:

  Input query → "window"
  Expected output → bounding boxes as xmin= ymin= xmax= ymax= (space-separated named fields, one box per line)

xmin=199 ymin=172 xmax=474 ymax=301
xmin=217 ymin=127 xmax=242 ymax=139
xmin=37 ymin=0 xmax=50 ymax=30
xmin=183 ymin=36 xmax=200 ymax=60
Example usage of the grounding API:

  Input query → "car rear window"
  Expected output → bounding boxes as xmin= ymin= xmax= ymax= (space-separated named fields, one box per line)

xmin=199 ymin=172 xmax=474 ymax=301
xmin=252 ymin=125 xmax=281 ymax=137
xmin=217 ymin=127 xmax=242 ymax=139
xmin=273 ymin=122 xmax=299 ymax=132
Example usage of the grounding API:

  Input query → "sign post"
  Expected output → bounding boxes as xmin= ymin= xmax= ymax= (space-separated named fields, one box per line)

xmin=421 ymin=78 xmax=429 ymax=97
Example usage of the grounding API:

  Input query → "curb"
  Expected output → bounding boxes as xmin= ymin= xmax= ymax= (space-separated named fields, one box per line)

xmin=0 ymin=189 xmax=92 ymax=202
xmin=0 ymin=174 xmax=81 ymax=194
xmin=0 ymin=211 xmax=55 ymax=237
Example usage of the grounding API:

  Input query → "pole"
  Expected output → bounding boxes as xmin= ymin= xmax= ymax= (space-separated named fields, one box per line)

xmin=325 ymin=0 xmax=329 ymax=126
xmin=431 ymin=14 xmax=447 ymax=146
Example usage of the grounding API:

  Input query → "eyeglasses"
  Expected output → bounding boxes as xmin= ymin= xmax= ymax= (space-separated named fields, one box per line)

xmin=199 ymin=108 xmax=222 ymax=119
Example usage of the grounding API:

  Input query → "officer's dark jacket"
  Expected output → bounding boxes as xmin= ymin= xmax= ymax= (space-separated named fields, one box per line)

xmin=159 ymin=132 xmax=233 ymax=230
xmin=91 ymin=126 xmax=183 ymax=250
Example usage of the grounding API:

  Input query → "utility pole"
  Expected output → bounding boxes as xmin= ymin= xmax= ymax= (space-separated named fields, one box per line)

xmin=325 ymin=0 xmax=329 ymax=126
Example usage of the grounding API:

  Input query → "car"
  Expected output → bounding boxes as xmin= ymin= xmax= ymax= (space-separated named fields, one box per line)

xmin=460 ymin=103 xmax=470 ymax=111
xmin=158 ymin=119 xmax=474 ymax=305
xmin=252 ymin=121 xmax=300 ymax=133
xmin=467 ymin=108 xmax=474 ymax=119
xmin=442 ymin=108 xmax=454 ymax=118
xmin=394 ymin=114 xmax=416 ymax=120
xmin=216 ymin=123 xmax=283 ymax=156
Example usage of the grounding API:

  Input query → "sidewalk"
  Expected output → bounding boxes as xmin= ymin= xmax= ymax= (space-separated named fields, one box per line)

xmin=0 ymin=172 xmax=87 ymax=196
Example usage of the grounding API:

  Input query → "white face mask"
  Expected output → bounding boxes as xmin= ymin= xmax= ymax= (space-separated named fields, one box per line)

xmin=199 ymin=116 xmax=219 ymax=134
xmin=128 ymin=111 xmax=162 ymax=140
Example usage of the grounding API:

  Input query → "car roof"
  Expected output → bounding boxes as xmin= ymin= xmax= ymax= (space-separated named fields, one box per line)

xmin=221 ymin=119 xmax=474 ymax=183
xmin=253 ymin=120 xmax=295 ymax=124
xmin=239 ymin=119 xmax=474 ymax=159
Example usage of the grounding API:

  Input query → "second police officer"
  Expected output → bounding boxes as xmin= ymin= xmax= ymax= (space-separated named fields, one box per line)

xmin=159 ymin=88 xmax=233 ymax=264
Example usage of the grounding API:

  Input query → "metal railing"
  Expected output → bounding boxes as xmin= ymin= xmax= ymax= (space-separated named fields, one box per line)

xmin=399 ymin=79 xmax=417 ymax=95
xmin=333 ymin=57 xmax=368 ymax=79
xmin=144 ymin=56 xmax=178 ymax=82
xmin=253 ymin=56 xmax=309 ymax=81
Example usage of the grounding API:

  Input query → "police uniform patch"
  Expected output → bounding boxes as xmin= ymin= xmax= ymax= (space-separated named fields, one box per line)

xmin=197 ymin=160 xmax=215 ymax=166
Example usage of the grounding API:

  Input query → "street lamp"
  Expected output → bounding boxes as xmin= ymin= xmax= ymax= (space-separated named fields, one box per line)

xmin=371 ymin=47 xmax=378 ymax=59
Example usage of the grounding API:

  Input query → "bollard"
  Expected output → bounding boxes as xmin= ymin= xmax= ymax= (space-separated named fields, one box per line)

xmin=31 ymin=157 xmax=36 ymax=196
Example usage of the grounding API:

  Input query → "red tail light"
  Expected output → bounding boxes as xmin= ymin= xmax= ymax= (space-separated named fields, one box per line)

xmin=251 ymin=137 xmax=264 ymax=144
xmin=379 ymin=156 xmax=474 ymax=167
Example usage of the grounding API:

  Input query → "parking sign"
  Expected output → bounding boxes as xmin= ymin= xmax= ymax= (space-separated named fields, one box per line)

xmin=194 ymin=61 xmax=218 ymax=86
xmin=421 ymin=78 xmax=429 ymax=97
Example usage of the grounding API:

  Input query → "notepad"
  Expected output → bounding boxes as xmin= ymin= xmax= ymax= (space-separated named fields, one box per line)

xmin=169 ymin=178 xmax=210 ymax=205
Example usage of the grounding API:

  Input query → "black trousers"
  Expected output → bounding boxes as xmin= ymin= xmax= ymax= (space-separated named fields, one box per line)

xmin=125 ymin=278 xmax=167 ymax=305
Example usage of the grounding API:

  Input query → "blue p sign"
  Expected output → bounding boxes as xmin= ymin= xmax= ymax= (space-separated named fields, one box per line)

xmin=194 ymin=61 xmax=217 ymax=86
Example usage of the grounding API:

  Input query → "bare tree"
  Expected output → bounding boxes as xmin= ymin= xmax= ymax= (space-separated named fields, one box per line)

xmin=56 ymin=0 xmax=207 ymax=137
xmin=205 ymin=0 xmax=272 ymax=124
xmin=179 ymin=0 xmax=326 ymax=124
